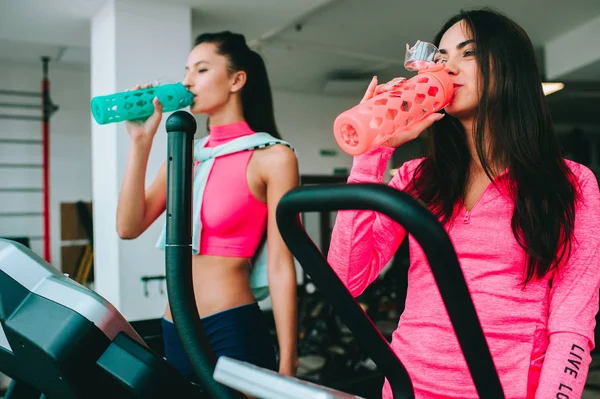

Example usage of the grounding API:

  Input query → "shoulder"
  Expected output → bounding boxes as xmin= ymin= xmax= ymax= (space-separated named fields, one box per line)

xmin=250 ymin=134 xmax=298 ymax=182
xmin=258 ymin=143 xmax=298 ymax=173
xmin=251 ymin=132 xmax=297 ymax=167
xmin=562 ymin=159 xmax=600 ymax=232
xmin=391 ymin=157 xmax=427 ymax=188
xmin=563 ymin=159 xmax=600 ymax=209
xmin=259 ymin=141 xmax=296 ymax=159
xmin=399 ymin=157 xmax=426 ymax=174
xmin=564 ymin=159 xmax=599 ymax=188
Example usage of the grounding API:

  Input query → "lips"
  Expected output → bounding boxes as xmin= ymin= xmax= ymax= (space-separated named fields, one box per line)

xmin=453 ymin=83 xmax=463 ymax=93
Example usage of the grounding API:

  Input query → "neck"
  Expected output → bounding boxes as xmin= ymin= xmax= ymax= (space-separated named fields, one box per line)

xmin=459 ymin=117 xmax=480 ymax=169
xmin=207 ymin=120 xmax=254 ymax=146
xmin=208 ymin=97 xmax=245 ymax=127
xmin=461 ymin=117 xmax=501 ymax=175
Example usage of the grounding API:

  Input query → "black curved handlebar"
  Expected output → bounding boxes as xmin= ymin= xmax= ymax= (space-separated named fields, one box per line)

xmin=275 ymin=183 xmax=505 ymax=399
xmin=163 ymin=111 xmax=245 ymax=399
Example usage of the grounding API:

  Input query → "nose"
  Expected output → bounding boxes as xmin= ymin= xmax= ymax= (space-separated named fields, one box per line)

xmin=444 ymin=58 xmax=459 ymax=76
xmin=182 ymin=72 xmax=193 ymax=89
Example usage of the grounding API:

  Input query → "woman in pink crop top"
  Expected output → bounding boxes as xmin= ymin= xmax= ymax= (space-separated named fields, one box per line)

xmin=116 ymin=32 xmax=299 ymax=382
xmin=328 ymin=8 xmax=600 ymax=399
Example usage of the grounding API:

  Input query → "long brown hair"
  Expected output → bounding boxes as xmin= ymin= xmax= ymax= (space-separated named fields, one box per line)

xmin=407 ymin=8 xmax=579 ymax=284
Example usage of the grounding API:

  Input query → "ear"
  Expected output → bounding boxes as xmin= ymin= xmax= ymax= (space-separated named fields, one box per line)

xmin=230 ymin=70 xmax=247 ymax=93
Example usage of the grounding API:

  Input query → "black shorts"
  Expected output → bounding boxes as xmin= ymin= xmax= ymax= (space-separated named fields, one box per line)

xmin=161 ymin=302 xmax=277 ymax=383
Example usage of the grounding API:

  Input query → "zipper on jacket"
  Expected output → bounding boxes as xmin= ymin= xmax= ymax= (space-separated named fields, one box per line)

xmin=463 ymin=210 xmax=471 ymax=224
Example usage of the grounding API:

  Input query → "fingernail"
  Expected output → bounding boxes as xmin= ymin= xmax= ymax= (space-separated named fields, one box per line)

xmin=387 ymin=77 xmax=404 ymax=87
xmin=436 ymin=113 xmax=445 ymax=120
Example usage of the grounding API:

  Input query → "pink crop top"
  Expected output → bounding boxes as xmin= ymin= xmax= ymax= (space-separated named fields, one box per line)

xmin=328 ymin=146 xmax=600 ymax=399
xmin=196 ymin=121 xmax=267 ymax=257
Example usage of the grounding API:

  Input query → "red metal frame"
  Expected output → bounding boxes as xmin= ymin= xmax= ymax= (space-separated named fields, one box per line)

xmin=41 ymin=57 xmax=51 ymax=263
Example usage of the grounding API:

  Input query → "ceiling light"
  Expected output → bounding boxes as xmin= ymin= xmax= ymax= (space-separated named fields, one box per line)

xmin=542 ymin=82 xmax=564 ymax=96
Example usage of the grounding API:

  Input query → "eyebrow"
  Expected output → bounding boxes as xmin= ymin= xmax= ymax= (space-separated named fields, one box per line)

xmin=185 ymin=60 xmax=209 ymax=70
xmin=438 ymin=39 xmax=475 ymax=54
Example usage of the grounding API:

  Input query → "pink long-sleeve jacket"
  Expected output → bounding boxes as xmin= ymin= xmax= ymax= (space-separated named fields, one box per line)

xmin=328 ymin=146 xmax=600 ymax=399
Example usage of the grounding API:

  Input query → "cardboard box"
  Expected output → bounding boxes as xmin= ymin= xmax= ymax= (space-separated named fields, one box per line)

xmin=61 ymin=245 xmax=86 ymax=278
xmin=60 ymin=202 xmax=93 ymax=241
xmin=60 ymin=201 xmax=93 ymax=283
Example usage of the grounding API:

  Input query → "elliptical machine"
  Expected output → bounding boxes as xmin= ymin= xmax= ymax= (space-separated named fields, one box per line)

xmin=0 ymin=236 xmax=204 ymax=399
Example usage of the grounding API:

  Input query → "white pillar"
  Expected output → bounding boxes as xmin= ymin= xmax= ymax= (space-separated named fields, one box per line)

xmin=90 ymin=0 xmax=192 ymax=320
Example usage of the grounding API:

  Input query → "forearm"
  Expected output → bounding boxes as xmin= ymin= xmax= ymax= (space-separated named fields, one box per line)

xmin=116 ymin=138 xmax=152 ymax=238
xmin=537 ymin=168 xmax=600 ymax=398
xmin=534 ymin=332 xmax=592 ymax=399
xmin=269 ymin=264 xmax=298 ymax=374
xmin=328 ymin=146 xmax=404 ymax=297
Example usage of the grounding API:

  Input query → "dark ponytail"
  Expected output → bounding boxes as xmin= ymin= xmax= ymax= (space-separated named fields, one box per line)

xmin=195 ymin=31 xmax=281 ymax=139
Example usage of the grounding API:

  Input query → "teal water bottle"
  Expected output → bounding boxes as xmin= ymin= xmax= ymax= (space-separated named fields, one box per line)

xmin=91 ymin=82 xmax=195 ymax=125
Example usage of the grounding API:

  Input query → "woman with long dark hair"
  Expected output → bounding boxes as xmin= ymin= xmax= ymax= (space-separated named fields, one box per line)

xmin=117 ymin=31 xmax=299 ymax=381
xmin=328 ymin=8 xmax=600 ymax=398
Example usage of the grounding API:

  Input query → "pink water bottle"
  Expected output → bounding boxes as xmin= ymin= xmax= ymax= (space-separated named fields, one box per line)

xmin=333 ymin=42 xmax=454 ymax=156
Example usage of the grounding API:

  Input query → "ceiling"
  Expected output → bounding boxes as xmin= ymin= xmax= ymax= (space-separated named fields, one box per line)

xmin=0 ymin=0 xmax=599 ymax=127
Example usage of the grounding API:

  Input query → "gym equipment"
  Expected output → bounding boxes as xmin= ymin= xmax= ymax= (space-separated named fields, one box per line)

xmin=295 ymin=276 xmax=383 ymax=395
xmin=159 ymin=111 xmax=245 ymax=399
xmin=162 ymin=111 xmax=505 ymax=398
xmin=333 ymin=41 xmax=453 ymax=156
xmin=90 ymin=82 xmax=194 ymax=125
xmin=0 ymin=57 xmax=59 ymax=263
xmin=0 ymin=238 xmax=204 ymax=399
xmin=214 ymin=357 xmax=363 ymax=399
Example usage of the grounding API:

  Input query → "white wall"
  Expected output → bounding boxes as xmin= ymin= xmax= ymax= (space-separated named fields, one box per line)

xmin=272 ymin=90 xmax=356 ymax=175
xmin=0 ymin=60 xmax=91 ymax=267
xmin=0 ymin=56 xmax=362 ymax=318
